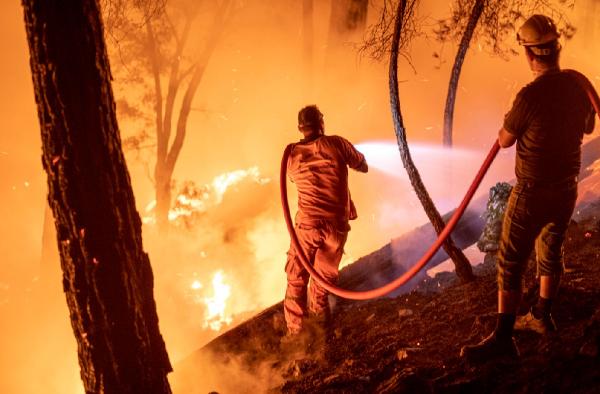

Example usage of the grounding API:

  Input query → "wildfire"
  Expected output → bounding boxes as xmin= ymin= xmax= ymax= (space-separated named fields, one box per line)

xmin=212 ymin=167 xmax=270 ymax=203
xmin=142 ymin=166 xmax=270 ymax=224
xmin=203 ymin=271 xmax=232 ymax=331
xmin=187 ymin=270 xmax=233 ymax=331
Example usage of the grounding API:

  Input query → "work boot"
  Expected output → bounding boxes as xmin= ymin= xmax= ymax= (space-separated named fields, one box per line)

xmin=514 ymin=309 xmax=557 ymax=335
xmin=460 ymin=332 xmax=520 ymax=363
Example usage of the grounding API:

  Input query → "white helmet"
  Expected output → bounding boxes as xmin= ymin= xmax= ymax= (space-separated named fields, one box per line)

xmin=517 ymin=15 xmax=560 ymax=55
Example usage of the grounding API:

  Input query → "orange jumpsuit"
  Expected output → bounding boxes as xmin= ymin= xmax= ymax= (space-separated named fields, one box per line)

xmin=284 ymin=134 xmax=366 ymax=333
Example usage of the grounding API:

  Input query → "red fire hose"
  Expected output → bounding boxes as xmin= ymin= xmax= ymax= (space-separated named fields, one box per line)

xmin=281 ymin=71 xmax=600 ymax=301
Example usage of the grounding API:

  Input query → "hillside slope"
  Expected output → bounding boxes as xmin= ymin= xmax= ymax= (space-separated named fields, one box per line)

xmin=172 ymin=202 xmax=600 ymax=393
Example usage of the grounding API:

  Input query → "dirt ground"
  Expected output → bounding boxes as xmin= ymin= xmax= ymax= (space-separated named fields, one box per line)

xmin=173 ymin=204 xmax=600 ymax=393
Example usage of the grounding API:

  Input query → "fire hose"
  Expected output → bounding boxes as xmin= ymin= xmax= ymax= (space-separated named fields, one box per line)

xmin=280 ymin=70 xmax=600 ymax=301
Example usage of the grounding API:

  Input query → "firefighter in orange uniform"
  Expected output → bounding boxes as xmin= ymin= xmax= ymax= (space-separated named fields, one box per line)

xmin=283 ymin=105 xmax=368 ymax=337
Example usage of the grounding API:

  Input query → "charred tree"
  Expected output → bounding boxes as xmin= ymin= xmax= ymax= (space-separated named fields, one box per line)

xmin=388 ymin=0 xmax=474 ymax=282
xmin=22 ymin=0 xmax=172 ymax=392
xmin=442 ymin=0 xmax=484 ymax=147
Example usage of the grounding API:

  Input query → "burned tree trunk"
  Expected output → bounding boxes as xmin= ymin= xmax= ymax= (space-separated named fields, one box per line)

xmin=442 ymin=0 xmax=484 ymax=147
xmin=388 ymin=0 xmax=474 ymax=282
xmin=22 ymin=0 xmax=172 ymax=392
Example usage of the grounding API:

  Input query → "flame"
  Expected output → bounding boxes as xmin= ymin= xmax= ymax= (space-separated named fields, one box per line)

xmin=142 ymin=166 xmax=270 ymax=224
xmin=202 ymin=270 xmax=232 ymax=331
xmin=212 ymin=167 xmax=269 ymax=203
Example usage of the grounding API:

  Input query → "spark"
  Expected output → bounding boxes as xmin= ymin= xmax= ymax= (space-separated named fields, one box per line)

xmin=191 ymin=280 xmax=202 ymax=290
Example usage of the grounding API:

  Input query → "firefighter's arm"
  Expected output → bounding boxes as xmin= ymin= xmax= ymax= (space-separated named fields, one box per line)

xmin=356 ymin=158 xmax=368 ymax=173
xmin=340 ymin=137 xmax=368 ymax=172
xmin=498 ymin=127 xmax=517 ymax=148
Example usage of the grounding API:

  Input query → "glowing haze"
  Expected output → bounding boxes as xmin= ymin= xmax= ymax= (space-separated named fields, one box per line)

xmin=1 ymin=0 xmax=599 ymax=393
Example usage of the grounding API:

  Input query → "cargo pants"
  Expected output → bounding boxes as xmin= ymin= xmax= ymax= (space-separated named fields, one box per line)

xmin=497 ymin=179 xmax=578 ymax=291
xmin=284 ymin=219 xmax=348 ymax=334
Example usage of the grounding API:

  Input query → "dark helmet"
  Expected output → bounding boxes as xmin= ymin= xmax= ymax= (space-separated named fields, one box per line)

xmin=298 ymin=105 xmax=324 ymax=131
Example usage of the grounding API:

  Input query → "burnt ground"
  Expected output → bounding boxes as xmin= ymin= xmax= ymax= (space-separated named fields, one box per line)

xmin=173 ymin=204 xmax=600 ymax=393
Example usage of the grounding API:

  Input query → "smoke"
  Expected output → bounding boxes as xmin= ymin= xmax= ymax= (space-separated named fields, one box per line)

xmin=170 ymin=351 xmax=285 ymax=393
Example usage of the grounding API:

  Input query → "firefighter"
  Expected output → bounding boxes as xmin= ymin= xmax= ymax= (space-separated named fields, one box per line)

xmin=461 ymin=15 xmax=596 ymax=362
xmin=283 ymin=105 xmax=368 ymax=338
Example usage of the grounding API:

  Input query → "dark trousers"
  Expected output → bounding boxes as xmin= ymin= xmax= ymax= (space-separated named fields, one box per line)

xmin=497 ymin=179 xmax=577 ymax=291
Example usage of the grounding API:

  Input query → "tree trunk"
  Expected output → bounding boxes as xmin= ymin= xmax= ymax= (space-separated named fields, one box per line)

xmin=442 ymin=0 xmax=484 ymax=147
xmin=155 ymin=166 xmax=173 ymax=230
xmin=22 ymin=0 xmax=173 ymax=392
xmin=388 ymin=0 xmax=474 ymax=282
xmin=302 ymin=0 xmax=314 ymax=99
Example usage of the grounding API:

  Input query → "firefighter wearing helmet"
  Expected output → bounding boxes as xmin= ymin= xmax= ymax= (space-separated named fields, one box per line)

xmin=461 ymin=15 xmax=596 ymax=362
xmin=282 ymin=105 xmax=368 ymax=341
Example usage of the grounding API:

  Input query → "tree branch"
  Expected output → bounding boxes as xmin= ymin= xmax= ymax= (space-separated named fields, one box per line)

xmin=145 ymin=21 xmax=166 ymax=165
xmin=165 ymin=0 xmax=232 ymax=174
xmin=162 ymin=15 xmax=193 ymax=152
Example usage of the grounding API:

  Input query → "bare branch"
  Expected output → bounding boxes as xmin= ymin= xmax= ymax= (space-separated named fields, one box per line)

xmin=360 ymin=0 xmax=422 ymax=61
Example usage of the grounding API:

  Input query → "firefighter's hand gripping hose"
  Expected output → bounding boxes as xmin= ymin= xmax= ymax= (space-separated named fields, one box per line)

xmin=280 ymin=71 xmax=600 ymax=302
xmin=280 ymin=140 xmax=500 ymax=301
